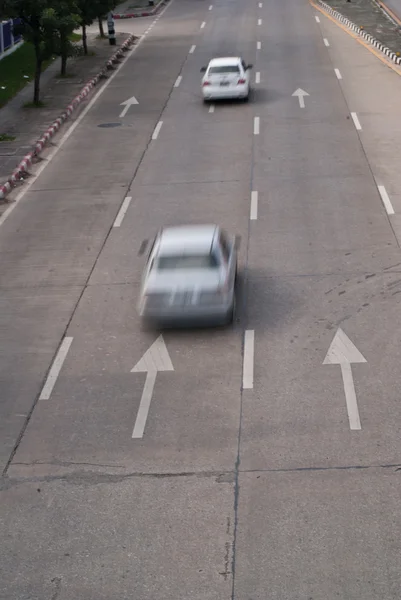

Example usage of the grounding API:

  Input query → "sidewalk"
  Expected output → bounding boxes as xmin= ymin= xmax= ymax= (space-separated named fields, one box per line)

xmin=0 ymin=30 xmax=133 ymax=190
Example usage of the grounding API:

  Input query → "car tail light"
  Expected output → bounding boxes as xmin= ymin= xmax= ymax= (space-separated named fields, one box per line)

xmin=203 ymin=81 xmax=211 ymax=86
xmin=238 ymin=78 xmax=246 ymax=84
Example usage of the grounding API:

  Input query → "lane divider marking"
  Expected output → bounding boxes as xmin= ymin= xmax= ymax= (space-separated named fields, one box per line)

xmin=378 ymin=184 xmax=395 ymax=215
xmin=334 ymin=68 xmax=342 ymax=79
xmin=250 ymin=191 xmax=258 ymax=220
xmin=113 ymin=196 xmax=132 ymax=227
xmin=40 ymin=337 xmax=73 ymax=400
xmin=351 ymin=112 xmax=362 ymax=130
xmin=254 ymin=116 xmax=260 ymax=135
xmin=174 ymin=75 xmax=182 ymax=87
xmin=152 ymin=121 xmax=163 ymax=139
xmin=243 ymin=330 xmax=255 ymax=390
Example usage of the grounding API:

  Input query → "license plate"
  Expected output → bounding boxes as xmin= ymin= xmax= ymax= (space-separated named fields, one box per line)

xmin=220 ymin=81 xmax=229 ymax=87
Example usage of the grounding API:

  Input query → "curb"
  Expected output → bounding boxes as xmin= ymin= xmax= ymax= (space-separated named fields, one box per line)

xmin=316 ymin=0 xmax=401 ymax=65
xmin=0 ymin=34 xmax=137 ymax=201
xmin=113 ymin=1 xmax=164 ymax=18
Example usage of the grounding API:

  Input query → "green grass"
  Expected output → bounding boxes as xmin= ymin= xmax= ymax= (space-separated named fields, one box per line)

xmin=69 ymin=32 xmax=82 ymax=42
xmin=0 ymin=133 xmax=15 ymax=141
xmin=0 ymin=43 xmax=53 ymax=108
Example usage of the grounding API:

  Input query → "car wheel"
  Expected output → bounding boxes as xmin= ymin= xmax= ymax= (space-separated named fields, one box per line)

xmin=223 ymin=295 xmax=236 ymax=326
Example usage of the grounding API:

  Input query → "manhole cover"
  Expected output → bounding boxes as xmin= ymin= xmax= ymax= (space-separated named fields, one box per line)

xmin=98 ymin=122 xmax=122 ymax=128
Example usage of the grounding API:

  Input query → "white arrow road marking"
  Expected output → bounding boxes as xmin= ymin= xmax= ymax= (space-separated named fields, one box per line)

xmin=323 ymin=328 xmax=367 ymax=430
xmin=119 ymin=95 xmax=139 ymax=118
xmin=292 ymin=88 xmax=309 ymax=108
xmin=40 ymin=337 xmax=73 ymax=400
xmin=131 ymin=336 xmax=174 ymax=438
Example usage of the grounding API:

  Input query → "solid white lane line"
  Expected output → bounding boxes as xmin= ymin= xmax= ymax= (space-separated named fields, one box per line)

xmin=243 ymin=330 xmax=255 ymax=390
xmin=0 ymin=0 xmax=176 ymax=229
xmin=351 ymin=112 xmax=362 ymax=130
xmin=40 ymin=337 xmax=73 ymax=400
xmin=254 ymin=116 xmax=260 ymax=135
xmin=324 ymin=37 xmax=330 ymax=46
xmin=113 ymin=196 xmax=132 ymax=227
xmin=174 ymin=75 xmax=182 ymax=87
xmin=334 ymin=68 xmax=342 ymax=79
xmin=189 ymin=44 xmax=196 ymax=53
xmin=201 ymin=21 xmax=206 ymax=28
xmin=208 ymin=104 xmax=215 ymax=113
xmin=152 ymin=121 xmax=163 ymax=139
xmin=255 ymin=71 xmax=261 ymax=84
xmin=250 ymin=191 xmax=258 ymax=220
xmin=378 ymin=185 xmax=395 ymax=215
xmin=315 ymin=15 xmax=320 ymax=22
xmin=257 ymin=41 xmax=261 ymax=50
xmin=258 ymin=18 xmax=262 ymax=25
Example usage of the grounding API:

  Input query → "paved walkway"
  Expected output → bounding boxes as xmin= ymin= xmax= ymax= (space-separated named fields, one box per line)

xmin=0 ymin=30 xmax=134 ymax=187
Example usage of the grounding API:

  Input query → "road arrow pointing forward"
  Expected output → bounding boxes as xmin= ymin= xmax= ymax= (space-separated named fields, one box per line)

xmin=131 ymin=335 xmax=174 ymax=438
xmin=292 ymin=88 xmax=309 ymax=108
xmin=119 ymin=95 xmax=139 ymax=118
xmin=323 ymin=328 xmax=366 ymax=430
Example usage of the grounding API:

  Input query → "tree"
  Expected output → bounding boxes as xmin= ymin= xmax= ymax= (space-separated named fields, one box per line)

xmin=42 ymin=2 xmax=81 ymax=76
xmin=76 ymin=0 xmax=117 ymax=51
xmin=2 ymin=0 xmax=55 ymax=105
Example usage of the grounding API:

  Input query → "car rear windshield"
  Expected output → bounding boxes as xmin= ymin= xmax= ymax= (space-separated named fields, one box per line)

xmin=157 ymin=254 xmax=219 ymax=269
xmin=209 ymin=65 xmax=240 ymax=74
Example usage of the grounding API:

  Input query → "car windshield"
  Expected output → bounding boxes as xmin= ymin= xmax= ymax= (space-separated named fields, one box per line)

xmin=156 ymin=254 xmax=219 ymax=270
xmin=209 ymin=65 xmax=240 ymax=74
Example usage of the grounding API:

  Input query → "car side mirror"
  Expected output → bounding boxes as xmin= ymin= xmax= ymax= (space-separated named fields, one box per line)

xmin=234 ymin=235 xmax=241 ymax=250
xmin=138 ymin=239 xmax=148 ymax=256
xmin=200 ymin=66 xmax=207 ymax=73
xmin=246 ymin=64 xmax=253 ymax=70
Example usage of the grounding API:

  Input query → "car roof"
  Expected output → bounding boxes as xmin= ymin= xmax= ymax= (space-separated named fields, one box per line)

xmin=208 ymin=57 xmax=241 ymax=66
xmin=157 ymin=225 xmax=218 ymax=256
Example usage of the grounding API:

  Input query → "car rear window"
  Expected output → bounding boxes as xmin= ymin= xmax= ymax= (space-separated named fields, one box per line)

xmin=157 ymin=254 xmax=219 ymax=269
xmin=209 ymin=65 xmax=240 ymax=74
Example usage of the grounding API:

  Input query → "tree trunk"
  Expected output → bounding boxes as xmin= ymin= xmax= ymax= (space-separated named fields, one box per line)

xmin=98 ymin=16 xmax=105 ymax=38
xmin=61 ymin=52 xmax=67 ymax=76
xmin=82 ymin=23 xmax=88 ymax=55
xmin=33 ymin=46 xmax=42 ymax=105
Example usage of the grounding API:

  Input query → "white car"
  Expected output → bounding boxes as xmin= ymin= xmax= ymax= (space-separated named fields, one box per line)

xmin=138 ymin=224 xmax=240 ymax=326
xmin=201 ymin=57 xmax=252 ymax=102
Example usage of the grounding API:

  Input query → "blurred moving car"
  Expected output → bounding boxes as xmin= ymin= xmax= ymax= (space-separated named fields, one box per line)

xmin=138 ymin=224 xmax=240 ymax=326
xmin=200 ymin=57 xmax=252 ymax=102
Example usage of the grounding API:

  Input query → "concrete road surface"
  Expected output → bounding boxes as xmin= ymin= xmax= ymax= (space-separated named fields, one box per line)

xmin=1 ymin=0 xmax=401 ymax=598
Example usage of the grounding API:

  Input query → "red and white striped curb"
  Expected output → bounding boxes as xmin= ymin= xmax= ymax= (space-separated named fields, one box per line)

xmin=113 ymin=1 xmax=164 ymax=18
xmin=0 ymin=33 xmax=136 ymax=201
xmin=317 ymin=0 xmax=401 ymax=65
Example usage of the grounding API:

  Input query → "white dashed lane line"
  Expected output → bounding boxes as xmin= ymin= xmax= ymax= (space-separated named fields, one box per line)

xmin=378 ymin=185 xmax=395 ymax=215
xmin=200 ymin=21 xmax=206 ymax=28
xmin=257 ymin=41 xmax=261 ymax=50
xmin=189 ymin=45 xmax=196 ymax=53
xmin=174 ymin=75 xmax=182 ymax=87
xmin=113 ymin=196 xmax=132 ymax=227
xmin=351 ymin=112 xmax=362 ymax=130
xmin=315 ymin=15 xmax=320 ymax=22
xmin=243 ymin=330 xmax=255 ymax=390
xmin=334 ymin=68 xmax=342 ymax=79
xmin=254 ymin=117 xmax=260 ymax=135
xmin=39 ymin=337 xmax=73 ymax=400
xmin=152 ymin=121 xmax=163 ymax=139
xmin=324 ymin=38 xmax=330 ymax=46
xmin=255 ymin=71 xmax=261 ymax=84
xmin=250 ymin=191 xmax=258 ymax=220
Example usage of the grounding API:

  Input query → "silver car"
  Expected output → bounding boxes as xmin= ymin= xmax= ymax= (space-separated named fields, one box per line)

xmin=138 ymin=225 xmax=240 ymax=326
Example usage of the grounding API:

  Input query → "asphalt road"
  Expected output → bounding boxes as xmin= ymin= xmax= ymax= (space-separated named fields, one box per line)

xmin=1 ymin=0 xmax=401 ymax=598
